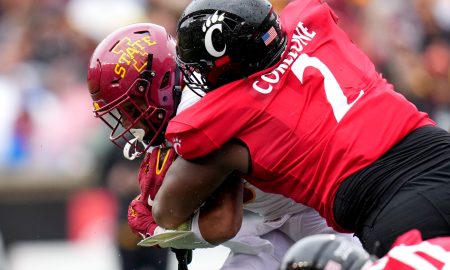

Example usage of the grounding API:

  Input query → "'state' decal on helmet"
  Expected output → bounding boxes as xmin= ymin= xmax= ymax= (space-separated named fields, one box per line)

xmin=111 ymin=36 xmax=157 ymax=78
xmin=203 ymin=11 xmax=226 ymax=58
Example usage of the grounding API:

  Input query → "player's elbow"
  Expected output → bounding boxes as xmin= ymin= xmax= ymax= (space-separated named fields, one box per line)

xmin=199 ymin=207 xmax=242 ymax=245
xmin=152 ymin=202 xmax=186 ymax=230
xmin=205 ymin=217 xmax=241 ymax=245
xmin=151 ymin=204 xmax=167 ymax=228
xmin=152 ymin=182 xmax=197 ymax=229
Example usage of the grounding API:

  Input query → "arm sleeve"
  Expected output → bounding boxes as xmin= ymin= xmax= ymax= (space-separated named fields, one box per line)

xmin=166 ymin=121 xmax=220 ymax=159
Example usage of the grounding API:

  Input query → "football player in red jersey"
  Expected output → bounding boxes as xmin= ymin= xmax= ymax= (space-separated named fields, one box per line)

xmin=128 ymin=86 xmax=361 ymax=270
xmin=280 ymin=229 xmax=450 ymax=270
xmin=152 ymin=0 xmax=450 ymax=258
xmin=86 ymin=22 xmax=360 ymax=270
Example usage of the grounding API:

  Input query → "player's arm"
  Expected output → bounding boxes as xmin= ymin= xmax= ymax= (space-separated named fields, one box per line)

xmin=133 ymin=173 xmax=244 ymax=248
xmin=198 ymin=173 xmax=244 ymax=244
xmin=153 ymin=141 xmax=250 ymax=231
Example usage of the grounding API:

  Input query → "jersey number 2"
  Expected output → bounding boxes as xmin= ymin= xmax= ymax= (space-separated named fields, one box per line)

xmin=292 ymin=54 xmax=364 ymax=123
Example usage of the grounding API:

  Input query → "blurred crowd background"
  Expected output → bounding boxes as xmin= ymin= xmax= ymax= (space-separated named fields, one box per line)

xmin=0 ymin=0 xmax=448 ymax=270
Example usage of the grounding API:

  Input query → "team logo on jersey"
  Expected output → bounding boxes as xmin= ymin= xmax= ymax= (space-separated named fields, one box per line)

xmin=172 ymin=137 xmax=182 ymax=156
xmin=203 ymin=11 xmax=226 ymax=58
xmin=129 ymin=205 xmax=138 ymax=217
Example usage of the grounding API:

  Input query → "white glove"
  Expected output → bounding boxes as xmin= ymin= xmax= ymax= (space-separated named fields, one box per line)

xmin=138 ymin=211 xmax=214 ymax=250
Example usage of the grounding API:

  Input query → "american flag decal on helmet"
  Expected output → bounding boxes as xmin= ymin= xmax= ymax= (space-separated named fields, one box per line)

xmin=261 ymin=26 xmax=277 ymax=46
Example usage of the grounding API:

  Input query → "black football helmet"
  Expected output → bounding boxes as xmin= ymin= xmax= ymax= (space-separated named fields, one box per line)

xmin=176 ymin=0 xmax=287 ymax=92
xmin=280 ymin=235 xmax=375 ymax=270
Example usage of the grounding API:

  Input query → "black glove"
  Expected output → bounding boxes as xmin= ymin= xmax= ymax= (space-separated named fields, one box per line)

xmin=171 ymin=248 xmax=192 ymax=270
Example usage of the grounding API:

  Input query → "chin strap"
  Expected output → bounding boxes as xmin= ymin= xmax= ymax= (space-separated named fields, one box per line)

xmin=123 ymin=137 xmax=150 ymax=160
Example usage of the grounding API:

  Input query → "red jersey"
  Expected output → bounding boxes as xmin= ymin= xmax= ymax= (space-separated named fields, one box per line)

xmin=166 ymin=0 xmax=434 ymax=231
xmin=368 ymin=230 xmax=450 ymax=270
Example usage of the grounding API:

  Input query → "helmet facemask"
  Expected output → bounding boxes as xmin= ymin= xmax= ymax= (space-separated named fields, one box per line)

xmin=176 ymin=60 xmax=211 ymax=95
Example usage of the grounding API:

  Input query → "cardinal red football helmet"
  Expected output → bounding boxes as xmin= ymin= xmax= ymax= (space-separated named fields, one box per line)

xmin=87 ymin=23 xmax=183 ymax=159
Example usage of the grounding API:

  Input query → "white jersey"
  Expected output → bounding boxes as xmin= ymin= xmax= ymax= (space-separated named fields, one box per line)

xmin=243 ymin=181 xmax=308 ymax=221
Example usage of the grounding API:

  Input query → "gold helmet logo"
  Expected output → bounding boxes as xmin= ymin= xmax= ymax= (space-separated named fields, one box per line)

xmin=112 ymin=36 xmax=158 ymax=78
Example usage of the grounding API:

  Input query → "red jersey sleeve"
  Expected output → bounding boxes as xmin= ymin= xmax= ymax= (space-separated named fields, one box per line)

xmin=166 ymin=84 xmax=252 ymax=159
xmin=165 ymin=120 xmax=219 ymax=159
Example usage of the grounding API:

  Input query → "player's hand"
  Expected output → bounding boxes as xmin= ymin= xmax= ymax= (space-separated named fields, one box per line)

xmin=137 ymin=211 xmax=213 ymax=249
xmin=128 ymin=146 xmax=177 ymax=237
xmin=128 ymin=146 xmax=219 ymax=250
xmin=128 ymin=194 xmax=214 ymax=250
xmin=127 ymin=195 xmax=158 ymax=237
xmin=138 ymin=146 xmax=177 ymax=202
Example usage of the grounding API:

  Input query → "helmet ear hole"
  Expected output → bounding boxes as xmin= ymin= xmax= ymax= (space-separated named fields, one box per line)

xmin=159 ymin=71 xmax=170 ymax=89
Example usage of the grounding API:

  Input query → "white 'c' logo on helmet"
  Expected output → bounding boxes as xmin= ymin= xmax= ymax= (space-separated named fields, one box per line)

xmin=203 ymin=11 xmax=226 ymax=57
